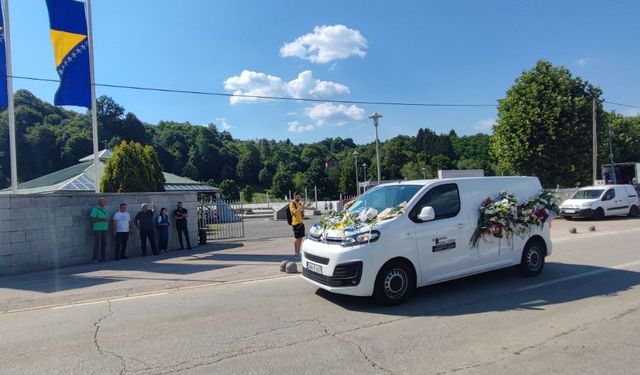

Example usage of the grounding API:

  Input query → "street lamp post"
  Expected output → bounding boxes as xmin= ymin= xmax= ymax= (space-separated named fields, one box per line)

xmin=421 ymin=167 xmax=427 ymax=179
xmin=362 ymin=162 xmax=367 ymax=192
xmin=369 ymin=112 xmax=383 ymax=185
xmin=353 ymin=150 xmax=359 ymax=195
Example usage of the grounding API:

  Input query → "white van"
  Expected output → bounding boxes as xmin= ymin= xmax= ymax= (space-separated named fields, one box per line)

xmin=559 ymin=185 xmax=639 ymax=220
xmin=301 ymin=177 xmax=552 ymax=306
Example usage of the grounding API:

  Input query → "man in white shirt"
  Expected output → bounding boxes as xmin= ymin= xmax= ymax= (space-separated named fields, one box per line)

xmin=112 ymin=203 xmax=132 ymax=260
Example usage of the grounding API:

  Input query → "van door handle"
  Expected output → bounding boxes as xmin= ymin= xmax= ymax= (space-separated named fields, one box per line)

xmin=456 ymin=223 xmax=465 ymax=229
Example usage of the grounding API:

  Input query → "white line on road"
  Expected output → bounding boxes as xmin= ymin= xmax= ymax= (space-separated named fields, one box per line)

xmin=518 ymin=260 xmax=640 ymax=292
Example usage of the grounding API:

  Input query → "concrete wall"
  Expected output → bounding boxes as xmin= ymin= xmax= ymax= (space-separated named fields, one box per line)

xmin=0 ymin=192 xmax=198 ymax=276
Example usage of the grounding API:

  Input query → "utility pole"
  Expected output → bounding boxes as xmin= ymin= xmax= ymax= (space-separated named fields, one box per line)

xmin=608 ymin=128 xmax=617 ymax=184
xmin=592 ymin=98 xmax=597 ymax=184
xmin=369 ymin=112 xmax=383 ymax=185
xmin=353 ymin=150 xmax=359 ymax=195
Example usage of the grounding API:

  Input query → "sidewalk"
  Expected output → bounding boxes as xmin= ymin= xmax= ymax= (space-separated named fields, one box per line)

xmin=0 ymin=237 xmax=298 ymax=313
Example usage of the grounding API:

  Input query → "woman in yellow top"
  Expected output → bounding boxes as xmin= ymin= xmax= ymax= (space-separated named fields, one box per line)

xmin=289 ymin=192 xmax=305 ymax=260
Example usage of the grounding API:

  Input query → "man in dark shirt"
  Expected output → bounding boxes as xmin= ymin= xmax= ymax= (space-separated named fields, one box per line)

xmin=135 ymin=203 xmax=158 ymax=256
xmin=173 ymin=201 xmax=192 ymax=250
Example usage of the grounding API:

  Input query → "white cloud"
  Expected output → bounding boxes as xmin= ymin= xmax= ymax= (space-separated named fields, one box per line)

xmin=223 ymin=70 xmax=349 ymax=104
xmin=287 ymin=121 xmax=315 ymax=133
xmin=305 ymin=103 xmax=365 ymax=126
xmin=309 ymin=80 xmax=349 ymax=96
xmin=576 ymin=58 xmax=588 ymax=66
xmin=474 ymin=118 xmax=495 ymax=133
xmin=215 ymin=117 xmax=232 ymax=131
xmin=280 ymin=24 xmax=368 ymax=64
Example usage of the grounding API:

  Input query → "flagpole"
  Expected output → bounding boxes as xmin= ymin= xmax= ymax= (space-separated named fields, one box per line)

xmin=3 ymin=0 xmax=17 ymax=193
xmin=86 ymin=0 xmax=99 ymax=193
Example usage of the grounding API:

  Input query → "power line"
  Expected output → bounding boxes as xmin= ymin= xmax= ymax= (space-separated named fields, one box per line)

xmin=11 ymin=75 xmax=640 ymax=110
xmin=10 ymin=75 xmax=496 ymax=108
xmin=603 ymin=100 xmax=640 ymax=110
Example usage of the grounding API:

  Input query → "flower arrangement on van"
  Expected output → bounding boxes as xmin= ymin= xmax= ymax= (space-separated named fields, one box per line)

xmin=470 ymin=189 xmax=559 ymax=247
xmin=311 ymin=202 xmax=408 ymax=240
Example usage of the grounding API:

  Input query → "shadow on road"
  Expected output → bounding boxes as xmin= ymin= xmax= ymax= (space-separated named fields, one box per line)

xmin=315 ymin=262 xmax=640 ymax=317
xmin=0 ymin=250 xmax=239 ymax=293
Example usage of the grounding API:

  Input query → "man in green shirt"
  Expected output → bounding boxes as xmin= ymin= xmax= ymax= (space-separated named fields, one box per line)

xmin=89 ymin=198 xmax=110 ymax=262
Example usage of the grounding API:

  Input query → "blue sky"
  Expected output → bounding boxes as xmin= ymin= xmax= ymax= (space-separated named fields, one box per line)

xmin=8 ymin=0 xmax=640 ymax=143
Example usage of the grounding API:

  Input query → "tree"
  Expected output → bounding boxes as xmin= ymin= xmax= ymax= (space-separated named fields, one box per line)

xmin=490 ymin=60 xmax=603 ymax=187
xmin=181 ymin=161 xmax=199 ymax=180
xmin=220 ymin=179 xmax=240 ymax=200
xmin=605 ymin=113 xmax=640 ymax=164
xmin=270 ymin=163 xmax=294 ymax=198
xmin=101 ymin=141 xmax=166 ymax=192
xmin=452 ymin=133 xmax=494 ymax=174
xmin=241 ymin=185 xmax=254 ymax=203
xmin=236 ymin=142 xmax=261 ymax=183
xmin=401 ymin=160 xmax=431 ymax=179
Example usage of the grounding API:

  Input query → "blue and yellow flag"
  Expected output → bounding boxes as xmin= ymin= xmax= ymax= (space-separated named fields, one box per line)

xmin=0 ymin=5 xmax=8 ymax=110
xmin=45 ymin=0 xmax=91 ymax=108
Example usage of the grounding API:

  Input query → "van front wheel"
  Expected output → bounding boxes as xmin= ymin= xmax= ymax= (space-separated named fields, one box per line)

xmin=520 ymin=240 xmax=545 ymax=277
xmin=592 ymin=207 xmax=605 ymax=220
xmin=373 ymin=260 xmax=414 ymax=306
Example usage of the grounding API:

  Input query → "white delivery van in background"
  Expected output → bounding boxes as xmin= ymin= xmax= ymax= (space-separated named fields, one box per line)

xmin=301 ymin=177 xmax=552 ymax=306
xmin=560 ymin=185 xmax=639 ymax=220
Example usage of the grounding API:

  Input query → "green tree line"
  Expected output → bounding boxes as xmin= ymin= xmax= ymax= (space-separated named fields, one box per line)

xmin=1 ymin=60 xmax=639 ymax=196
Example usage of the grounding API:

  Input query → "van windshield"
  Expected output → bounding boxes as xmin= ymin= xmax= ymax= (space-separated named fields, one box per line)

xmin=347 ymin=185 xmax=421 ymax=214
xmin=571 ymin=189 xmax=604 ymax=199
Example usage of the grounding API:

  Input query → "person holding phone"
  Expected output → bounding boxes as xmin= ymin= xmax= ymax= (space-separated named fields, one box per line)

xmin=289 ymin=192 xmax=305 ymax=261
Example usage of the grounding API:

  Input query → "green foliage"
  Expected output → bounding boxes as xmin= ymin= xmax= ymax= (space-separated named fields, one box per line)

xmin=4 ymin=84 xmax=637 ymax=194
xmin=270 ymin=164 xmax=294 ymax=198
xmin=100 ymin=141 xmax=166 ymax=192
xmin=490 ymin=60 xmax=603 ymax=186
xmin=605 ymin=112 xmax=640 ymax=163
xmin=236 ymin=142 xmax=261 ymax=183
xmin=220 ymin=179 xmax=240 ymax=200
xmin=241 ymin=185 xmax=254 ymax=203
xmin=401 ymin=160 xmax=432 ymax=179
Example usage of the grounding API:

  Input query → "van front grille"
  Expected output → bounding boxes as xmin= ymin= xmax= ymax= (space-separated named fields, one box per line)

xmin=303 ymin=252 xmax=329 ymax=265
xmin=302 ymin=261 xmax=362 ymax=287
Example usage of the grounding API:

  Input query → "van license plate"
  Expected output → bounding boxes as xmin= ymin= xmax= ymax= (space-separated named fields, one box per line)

xmin=307 ymin=262 xmax=322 ymax=274
xmin=564 ymin=209 xmax=575 ymax=213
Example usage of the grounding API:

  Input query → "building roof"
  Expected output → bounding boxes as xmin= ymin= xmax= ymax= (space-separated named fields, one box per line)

xmin=79 ymin=149 xmax=113 ymax=162
xmin=4 ymin=150 xmax=219 ymax=194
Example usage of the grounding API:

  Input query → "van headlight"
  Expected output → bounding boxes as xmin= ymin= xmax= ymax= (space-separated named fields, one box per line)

xmin=341 ymin=230 xmax=381 ymax=247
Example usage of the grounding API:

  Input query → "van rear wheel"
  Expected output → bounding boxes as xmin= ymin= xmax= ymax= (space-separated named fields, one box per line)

xmin=373 ymin=260 xmax=414 ymax=306
xmin=629 ymin=205 xmax=639 ymax=218
xmin=520 ymin=239 xmax=545 ymax=277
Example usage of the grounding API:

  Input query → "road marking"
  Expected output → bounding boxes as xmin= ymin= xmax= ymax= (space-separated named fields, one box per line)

xmin=518 ymin=260 xmax=640 ymax=292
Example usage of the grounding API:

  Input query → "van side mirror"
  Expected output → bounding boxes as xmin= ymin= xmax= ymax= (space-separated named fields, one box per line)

xmin=417 ymin=206 xmax=435 ymax=222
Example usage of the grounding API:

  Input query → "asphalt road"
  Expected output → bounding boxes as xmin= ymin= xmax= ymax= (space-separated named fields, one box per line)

xmin=2 ymin=220 xmax=640 ymax=374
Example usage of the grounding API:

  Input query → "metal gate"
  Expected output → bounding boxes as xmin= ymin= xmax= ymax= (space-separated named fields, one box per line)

xmin=197 ymin=197 xmax=245 ymax=240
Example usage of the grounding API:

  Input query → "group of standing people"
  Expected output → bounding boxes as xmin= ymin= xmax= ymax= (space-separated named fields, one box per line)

xmin=89 ymin=198 xmax=192 ymax=262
